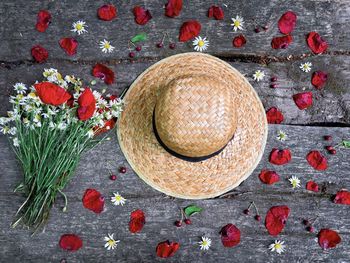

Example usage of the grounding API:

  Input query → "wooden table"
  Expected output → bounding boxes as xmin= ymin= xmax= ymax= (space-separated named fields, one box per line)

xmin=0 ymin=0 xmax=349 ymax=262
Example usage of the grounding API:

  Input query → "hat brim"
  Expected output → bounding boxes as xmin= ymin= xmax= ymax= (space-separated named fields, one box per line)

xmin=117 ymin=53 xmax=268 ymax=199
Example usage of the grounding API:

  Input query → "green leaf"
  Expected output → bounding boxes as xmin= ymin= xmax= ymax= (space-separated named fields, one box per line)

xmin=184 ymin=205 xmax=203 ymax=217
xmin=342 ymin=140 xmax=350 ymax=148
xmin=131 ymin=33 xmax=147 ymax=43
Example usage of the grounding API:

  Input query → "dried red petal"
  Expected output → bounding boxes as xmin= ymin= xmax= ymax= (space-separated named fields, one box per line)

xmin=156 ymin=240 xmax=180 ymax=258
xmin=219 ymin=224 xmax=241 ymax=247
xmin=266 ymin=107 xmax=284 ymax=124
xmin=306 ymin=181 xmax=319 ymax=192
xmin=271 ymin=35 xmax=293 ymax=49
xmin=265 ymin=206 xmax=290 ymax=236
xmin=31 ymin=45 xmax=48 ymax=63
xmin=78 ymin=88 xmax=96 ymax=121
xmin=233 ymin=35 xmax=246 ymax=48
xmin=307 ymin=32 xmax=328 ymax=54
xmin=82 ymin=189 xmax=104 ymax=213
xmin=133 ymin=6 xmax=152 ymax=25
xmin=34 ymin=82 xmax=71 ymax=106
xmin=36 ymin=10 xmax=51 ymax=32
xmin=278 ymin=11 xmax=297 ymax=34
xmin=334 ymin=190 xmax=350 ymax=205
xmin=97 ymin=4 xmax=117 ymax=21
xmin=311 ymin=71 xmax=328 ymax=89
xmin=306 ymin=151 xmax=328 ymax=171
xmin=318 ymin=229 xmax=341 ymax=250
xmin=165 ymin=0 xmax=182 ymax=18
xmin=59 ymin=234 xmax=83 ymax=251
xmin=293 ymin=92 xmax=313 ymax=110
xmin=59 ymin=38 xmax=78 ymax=56
xmin=129 ymin=209 xmax=146 ymax=233
xmin=269 ymin=148 xmax=292 ymax=165
xmin=179 ymin=20 xmax=201 ymax=42
xmin=92 ymin=63 xmax=115 ymax=85
xmin=208 ymin=5 xmax=224 ymax=20
xmin=259 ymin=170 xmax=280 ymax=185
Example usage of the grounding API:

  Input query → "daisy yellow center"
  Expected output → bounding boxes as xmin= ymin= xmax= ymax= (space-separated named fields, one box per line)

xmin=234 ymin=20 xmax=240 ymax=27
xmin=274 ymin=243 xmax=282 ymax=250
xmin=115 ymin=195 xmax=121 ymax=201
xmin=198 ymin=40 xmax=205 ymax=47
xmin=28 ymin=92 xmax=37 ymax=98
xmin=76 ymin=24 xmax=83 ymax=30
xmin=108 ymin=239 xmax=115 ymax=246
xmin=292 ymin=181 xmax=298 ymax=187
xmin=202 ymin=240 xmax=208 ymax=246
xmin=104 ymin=42 xmax=111 ymax=49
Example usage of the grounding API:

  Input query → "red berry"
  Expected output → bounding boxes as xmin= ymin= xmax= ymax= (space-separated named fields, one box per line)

xmin=254 ymin=27 xmax=260 ymax=33
xmin=129 ymin=52 xmax=135 ymax=58
xmin=254 ymin=215 xmax=261 ymax=221
xmin=302 ymin=219 xmax=309 ymax=225
xmin=306 ymin=226 xmax=314 ymax=232
xmin=329 ymin=149 xmax=336 ymax=155
xmin=324 ymin=135 xmax=332 ymax=141
xmin=135 ymin=46 xmax=142 ymax=52
xmin=156 ymin=42 xmax=164 ymax=48
xmin=243 ymin=209 xmax=250 ymax=215
xmin=119 ymin=167 xmax=127 ymax=173
xmin=110 ymin=174 xmax=117 ymax=181
xmin=184 ymin=218 xmax=192 ymax=225
xmin=325 ymin=145 xmax=333 ymax=151
xmin=169 ymin=43 xmax=176 ymax=49
xmin=271 ymin=76 xmax=277 ymax=82
xmin=270 ymin=84 xmax=278 ymax=89
xmin=174 ymin=220 xmax=182 ymax=227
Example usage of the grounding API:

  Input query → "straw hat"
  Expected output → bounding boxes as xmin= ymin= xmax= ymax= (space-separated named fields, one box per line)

xmin=117 ymin=53 xmax=267 ymax=199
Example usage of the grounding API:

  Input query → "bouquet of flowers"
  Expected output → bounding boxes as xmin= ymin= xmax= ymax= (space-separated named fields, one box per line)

xmin=0 ymin=68 xmax=123 ymax=231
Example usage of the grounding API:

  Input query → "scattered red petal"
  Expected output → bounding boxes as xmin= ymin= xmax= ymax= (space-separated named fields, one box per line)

xmin=36 ymin=10 xmax=51 ymax=32
xmin=278 ymin=11 xmax=297 ymax=34
xmin=178 ymin=20 xmax=201 ymax=42
xmin=97 ymin=4 xmax=117 ymax=21
xmin=82 ymin=189 xmax=104 ymax=213
xmin=156 ymin=240 xmax=180 ymax=258
xmin=306 ymin=181 xmax=319 ymax=192
xmin=271 ymin=35 xmax=293 ymax=49
xmin=208 ymin=5 xmax=224 ymax=20
xmin=92 ymin=63 xmax=115 ymax=85
xmin=311 ymin=71 xmax=328 ymax=89
xmin=334 ymin=190 xmax=350 ymax=205
xmin=292 ymin=92 xmax=313 ymax=110
xmin=265 ymin=206 xmax=290 ymax=236
xmin=306 ymin=151 xmax=328 ymax=171
xmin=34 ymin=82 xmax=71 ymax=106
xmin=59 ymin=234 xmax=83 ymax=251
xmin=94 ymin=119 xmax=116 ymax=136
xmin=31 ymin=45 xmax=48 ymax=63
xmin=307 ymin=32 xmax=328 ymax=54
xmin=266 ymin=107 xmax=284 ymax=124
xmin=269 ymin=148 xmax=292 ymax=165
xmin=129 ymin=209 xmax=146 ymax=233
xmin=165 ymin=0 xmax=182 ymax=18
xmin=219 ymin=224 xmax=241 ymax=247
xmin=233 ymin=35 xmax=246 ymax=48
xmin=259 ymin=170 xmax=280 ymax=185
xmin=318 ymin=229 xmax=341 ymax=250
xmin=59 ymin=38 xmax=78 ymax=56
xmin=133 ymin=6 xmax=152 ymax=25
xmin=78 ymin=88 xmax=96 ymax=121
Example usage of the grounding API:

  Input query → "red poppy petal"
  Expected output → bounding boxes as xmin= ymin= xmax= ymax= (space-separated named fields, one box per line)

xmin=311 ymin=71 xmax=328 ymax=89
xmin=293 ymin=92 xmax=313 ymax=110
xmin=220 ymin=224 xmax=241 ymax=247
xmin=82 ymin=189 xmax=104 ymax=213
xmin=129 ymin=209 xmax=146 ymax=233
xmin=97 ymin=4 xmax=117 ymax=21
xmin=165 ymin=0 xmax=182 ymax=18
xmin=318 ymin=229 xmax=341 ymax=250
xmin=266 ymin=107 xmax=284 ymax=124
xmin=265 ymin=206 xmax=290 ymax=236
xmin=271 ymin=35 xmax=293 ymax=49
xmin=307 ymin=32 xmax=328 ymax=54
xmin=306 ymin=181 xmax=319 ymax=192
xmin=59 ymin=38 xmax=78 ymax=56
xmin=133 ymin=6 xmax=152 ymax=25
xmin=156 ymin=240 xmax=180 ymax=258
xmin=36 ymin=10 xmax=51 ymax=32
xmin=233 ymin=35 xmax=246 ymax=48
xmin=179 ymin=20 xmax=201 ymax=42
xmin=334 ymin=190 xmax=350 ymax=205
xmin=59 ymin=234 xmax=83 ymax=251
xmin=278 ymin=11 xmax=297 ymax=34
xmin=94 ymin=119 xmax=116 ymax=136
xmin=31 ymin=45 xmax=48 ymax=63
xmin=269 ymin=148 xmax=292 ymax=165
xmin=306 ymin=151 xmax=328 ymax=171
xmin=78 ymin=88 xmax=96 ymax=121
xmin=34 ymin=82 xmax=71 ymax=106
xmin=92 ymin=63 xmax=115 ymax=85
xmin=208 ymin=5 xmax=224 ymax=20
xmin=259 ymin=170 xmax=280 ymax=185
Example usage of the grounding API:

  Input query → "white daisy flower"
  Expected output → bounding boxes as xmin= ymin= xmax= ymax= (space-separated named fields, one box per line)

xmin=111 ymin=192 xmax=126 ymax=206
xmin=269 ymin=240 xmax=285 ymax=254
xmin=0 ymin=125 xmax=10 ymax=135
xmin=13 ymin=83 xmax=27 ymax=94
xmin=87 ymin=129 xmax=95 ymax=138
xmin=253 ymin=70 xmax=265 ymax=82
xmin=104 ymin=233 xmax=120 ymax=250
xmin=13 ymin=137 xmax=20 ymax=147
xmin=288 ymin=176 xmax=301 ymax=189
xmin=57 ymin=122 xmax=67 ymax=130
xmin=9 ymin=127 xmax=17 ymax=135
xmin=192 ymin=36 xmax=210 ymax=52
xmin=71 ymin=20 xmax=88 ymax=35
xmin=198 ymin=236 xmax=212 ymax=250
xmin=0 ymin=117 xmax=10 ymax=126
xmin=231 ymin=15 xmax=244 ymax=31
xmin=276 ymin=130 xmax=287 ymax=141
xmin=99 ymin=39 xmax=115 ymax=53
xmin=300 ymin=62 xmax=312 ymax=73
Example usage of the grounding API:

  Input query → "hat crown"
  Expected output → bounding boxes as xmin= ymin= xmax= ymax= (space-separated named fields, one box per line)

xmin=154 ymin=75 xmax=237 ymax=158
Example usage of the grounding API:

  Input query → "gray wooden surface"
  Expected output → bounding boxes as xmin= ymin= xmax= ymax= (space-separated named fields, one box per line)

xmin=0 ymin=0 xmax=350 ymax=262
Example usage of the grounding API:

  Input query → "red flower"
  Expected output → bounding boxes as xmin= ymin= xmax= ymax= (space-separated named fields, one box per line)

xmin=208 ymin=5 xmax=224 ymax=20
xmin=219 ymin=224 xmax=241 ymax=247
xmin=92 ymin=63 xmax=115 ymax=85
xmin=36 ymin=10 xmax=51 ymax=32
xmin=233 ymin=35 xmax=246 ymax=48
xmin=31 ymin=45 xmax=48 ymax=63
xmin=59 ymin=38 xmax=78 ymax=56
xmin=266 ymin=107 xmax=284 ymax=124
xmin=307 ymin=32 xmax=328 ymax=54
xmin=318 ymin=229 xmax=341 ymax=250
xmin=269 ymin=148 xmax=292 ymax=165
xmin=129 ymin=209 xmax=146 ymax=233
xmin=306 ymin=151 xmax=328 ymax=171
xmin=94 ymin=119 xmax=116 ymax=136
xmin=179 ymin=20 xmax=201 ymax=42
xmin=34 ymin=82 xmax=71 ymax=106
xmin=97 ymin=4 xmax=117 ymax=21
xmin=278 ymin=11 xmax=297 ymax=34
xmin=293 ymin=92 xmax=313 ymax=110
xmin=165 ymin=0 xmax=182 ymax=18
xmin=259 ymin=170 xmax=280 ymax=185
xmin=133 ymin=6 xmax=152 ymax=25
xmin=265 ymin=206 xmax=290 ymax=236
xmin=311 ymin=71 xmax=328 ymax=89
xmin=334 ymin=190 xmax=350 ymax=205
xmin=306 ymin=181 xmax=319 ymax=192
xmin=156 ymin=240 xmax=180 ymax=258
xmin=77 ymin=88 xmax=96 ymax=121
xmin=59 ymin=234 xmax=83 ymax=251
xmin=271 ymin=35 xmax=293 ymax=49
xmin=82 ymin=189 xmax=104 ymax=213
